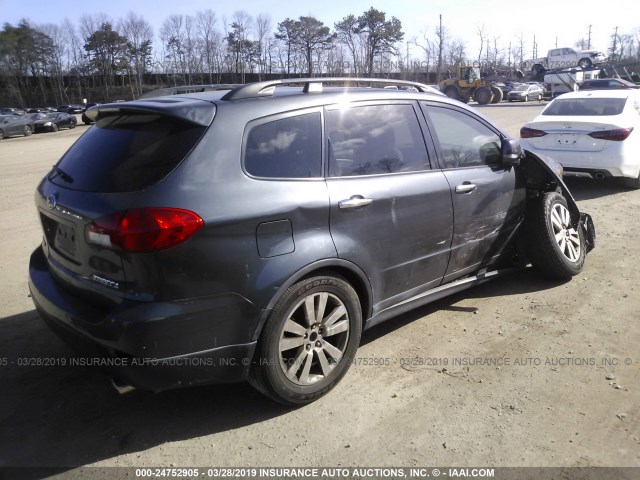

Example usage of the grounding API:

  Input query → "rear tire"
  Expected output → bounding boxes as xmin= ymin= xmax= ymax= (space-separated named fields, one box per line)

xmin=24 ymin=125 xmax=32 ymax=136
xmin=526 ymin=192 xmax=585 ymax=280
xmin=51 ymin=124 xmax=59 ymax=132
xmin=578 ymin=58 xmax=593 ymax=69
xmin=249 ymin=275 xmax=362 ymax=405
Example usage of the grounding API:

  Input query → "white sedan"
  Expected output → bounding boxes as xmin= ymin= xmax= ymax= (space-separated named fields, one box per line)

xmin=520 ymin=90 xmax=640 ymax=188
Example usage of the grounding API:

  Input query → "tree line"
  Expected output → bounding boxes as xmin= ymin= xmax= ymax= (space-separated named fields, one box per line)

xmin=1 ymin=8 xmax=639 ymax=107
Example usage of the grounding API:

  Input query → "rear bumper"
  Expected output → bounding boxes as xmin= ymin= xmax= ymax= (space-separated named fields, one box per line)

xmin=28 ymin=246 xmax=259 ymax=391
xmin=521 ymin=142 xmax=640 ymax=179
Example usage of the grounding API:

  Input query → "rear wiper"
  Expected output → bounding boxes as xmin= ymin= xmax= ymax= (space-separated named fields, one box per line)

xmin=49 ymin=165 xmax=74 ymax=183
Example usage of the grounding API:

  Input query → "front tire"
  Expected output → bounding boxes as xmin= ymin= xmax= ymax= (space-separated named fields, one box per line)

xmin=51 ymin=124 xmax=59 ymax=132
xmin=526 ymin=192 xmax=585 ymax=279
xmin=24 ymin=125 xmax=32 ymax=136
xmin=490 ymin=86 xmax=503 ymax=103
xmin=474 ymin=86 xmax=493 ymax=105
xmin=250 ymin=275 xmax=362 ymax=405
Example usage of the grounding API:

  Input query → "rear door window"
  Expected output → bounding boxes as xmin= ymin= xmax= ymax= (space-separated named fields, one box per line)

xmin=51 ymin=114 xmax=207 ymax=192
xmin=326 ymin=103 xmax=430 ymax=177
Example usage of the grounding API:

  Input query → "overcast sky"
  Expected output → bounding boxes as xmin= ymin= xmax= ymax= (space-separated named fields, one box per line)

xmin=2 ymin=0 xmax=637 ymax=60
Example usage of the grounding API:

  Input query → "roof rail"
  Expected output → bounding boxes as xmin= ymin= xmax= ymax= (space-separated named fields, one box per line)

xmin=220 ymin=77 xmax=440 ymax=101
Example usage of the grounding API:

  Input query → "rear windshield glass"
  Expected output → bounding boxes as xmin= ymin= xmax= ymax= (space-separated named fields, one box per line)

xmin=51 ymin=114 xmax=206 ymax=192
xmin=542 ymin=98 xmax=627 ymax=116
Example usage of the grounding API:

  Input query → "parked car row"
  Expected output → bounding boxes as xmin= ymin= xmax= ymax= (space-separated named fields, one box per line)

xmin=1 ymin=104 xmax=89 ymax=117
xmin=0 ymin=112 xmax=77 ymax=139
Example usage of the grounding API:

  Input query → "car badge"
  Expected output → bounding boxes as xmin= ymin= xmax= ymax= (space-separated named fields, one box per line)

xmin=563 ymin=124 xmax=572 ymax=129
xmin=47 ymin=194 xmax=57 ymax=209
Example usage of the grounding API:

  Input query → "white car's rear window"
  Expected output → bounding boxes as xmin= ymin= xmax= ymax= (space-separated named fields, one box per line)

xmin=543 ymin=98 xmax=627 ymax=116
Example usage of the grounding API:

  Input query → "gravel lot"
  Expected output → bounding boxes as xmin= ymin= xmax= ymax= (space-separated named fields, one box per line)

xmin=0 ymin=104 xmax=638 ymax=473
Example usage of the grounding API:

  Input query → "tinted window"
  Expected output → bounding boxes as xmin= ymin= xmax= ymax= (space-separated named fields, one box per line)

xmin=424 ymin=107 xmax=501 ymax=168
xmin=326 ymin=104 xmax=429 ymax=177
xmin=543 ymin=98 xmax=627 ymax=116
xmin=245 ymin=112 xmax=322 ymax=178
xmin=52 ymin=114 xmax=206 ymax=192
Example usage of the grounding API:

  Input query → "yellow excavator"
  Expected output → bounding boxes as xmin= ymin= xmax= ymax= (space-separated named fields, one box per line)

xmin=439 ymin=66 xmax=503 ymax=104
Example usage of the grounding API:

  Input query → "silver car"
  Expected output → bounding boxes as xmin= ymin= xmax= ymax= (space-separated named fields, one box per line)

xmin=507 ymin=84 xmax=545 ymax=102
xmin=0 ymin=114 xmax=33 ymax=139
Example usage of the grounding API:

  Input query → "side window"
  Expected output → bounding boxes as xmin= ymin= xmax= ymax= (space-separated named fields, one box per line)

xmin=424 ymin=106 xmax=501 ymax=169
xmin=244 ymin=112 xmax=322 ymax=178
xmin=326 ymin=104 xmax=429 ymax=177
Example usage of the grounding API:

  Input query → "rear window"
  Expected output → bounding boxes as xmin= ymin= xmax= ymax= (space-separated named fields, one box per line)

xmin=51 ymin=114 xmax=206 ymax=192
xmin=543 ymin=98 xmax=627 ymax=116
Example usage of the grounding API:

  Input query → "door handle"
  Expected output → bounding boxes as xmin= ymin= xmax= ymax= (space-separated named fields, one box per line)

xmin=338 ymin=195 xmax=374 ymax=210
xmin=455 ymin=183 xmax=477 ymax=194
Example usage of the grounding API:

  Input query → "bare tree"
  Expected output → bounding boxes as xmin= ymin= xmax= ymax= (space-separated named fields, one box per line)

xmin=160 ymin=14 xmax=187 ymax=85
xmin=39 ymin=23 xmax=67 ymax=104
xmin=477 ymin=25 xmax=485 ymax=63
xmin=255 ymin=13 xmax=272 ymax=79
xmin=414 ymin=30 xmax=435 ymax=80
xmin=119 ymin=11 xmax=153 ymax=97
xmin=196 ymin=10 xmax=223 ymax=83
xmin=226 ymin=10 xmax=255 ymax=82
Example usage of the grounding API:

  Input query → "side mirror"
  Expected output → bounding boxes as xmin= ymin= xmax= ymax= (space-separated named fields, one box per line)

xmin=501 ymin=138 xmax=522 ymax=167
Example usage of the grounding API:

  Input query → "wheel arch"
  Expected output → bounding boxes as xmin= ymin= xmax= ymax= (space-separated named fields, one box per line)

xmin=251 ymin=258 xmax=373 ymax=342
xmin=519 ymin=150 xmax=595 ymax=256
xmin=521 ymin=149 xmax=581 ymax=223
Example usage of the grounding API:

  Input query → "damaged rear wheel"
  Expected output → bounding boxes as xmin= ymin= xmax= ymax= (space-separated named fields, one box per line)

xmin=526 ymin=192 xmax=585 ymax=280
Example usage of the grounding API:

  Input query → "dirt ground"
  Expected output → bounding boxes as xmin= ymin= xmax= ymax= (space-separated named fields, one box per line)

xmin=0 ymin=104 xmax=638 ymax=474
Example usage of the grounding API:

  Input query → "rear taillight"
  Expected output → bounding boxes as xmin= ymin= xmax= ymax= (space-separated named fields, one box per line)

xmin=520 ymin=127 xmax=548 ymax=138
xmin=86 ymin=208 xmax=204 ymax=252
xmin=588 ymin=127 xmax=634 ymax=141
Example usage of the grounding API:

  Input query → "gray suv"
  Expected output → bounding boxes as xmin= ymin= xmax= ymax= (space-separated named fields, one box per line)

xmin=28 ymin=78 xmax=595 ymax=405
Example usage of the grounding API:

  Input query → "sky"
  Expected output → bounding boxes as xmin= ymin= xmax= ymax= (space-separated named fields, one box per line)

xmin=1 ymin=0 xmax=638 ymax=62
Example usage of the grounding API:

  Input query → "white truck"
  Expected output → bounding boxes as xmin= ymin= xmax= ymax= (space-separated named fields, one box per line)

xmin=543 ymin=68 xmax=602 ymax=97
xmin=524 ymin=47 xmax=607 ymax=76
